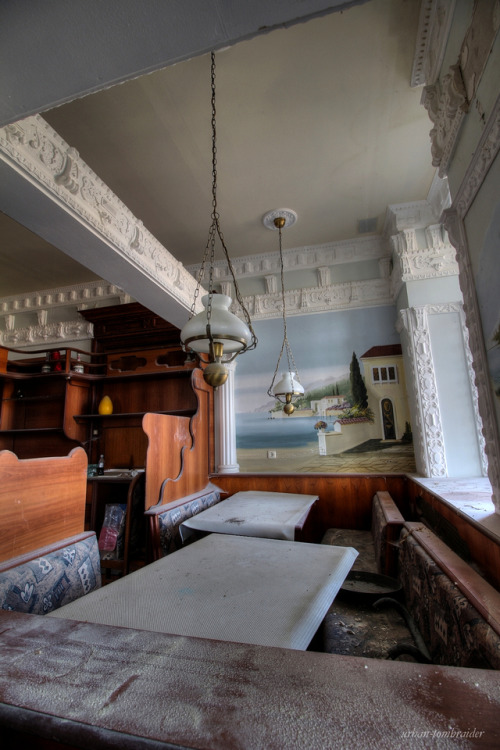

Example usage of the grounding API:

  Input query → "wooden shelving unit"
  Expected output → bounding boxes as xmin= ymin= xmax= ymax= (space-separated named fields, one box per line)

xmin=0 ymin=302 xmax=214 ymax=572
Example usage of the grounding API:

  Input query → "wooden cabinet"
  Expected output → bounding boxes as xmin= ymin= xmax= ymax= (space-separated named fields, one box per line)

xmin=0 ymin=348 xmax=92 ymax=458
xmin=0 ymin=303 xmax=214 ymax=569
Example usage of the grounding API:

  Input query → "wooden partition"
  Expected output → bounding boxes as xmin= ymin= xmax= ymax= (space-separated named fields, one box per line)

xmin=0 ymin=447 xmax=88 ymax=562
xmin=143 ymin=368 xmax=214 ymax=509
xmin=212 ymin=472 xmax=409 ymax=542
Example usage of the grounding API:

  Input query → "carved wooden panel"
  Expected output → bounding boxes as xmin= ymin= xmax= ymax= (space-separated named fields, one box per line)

xmin=143 ymin=369 xmax=214 ymax=509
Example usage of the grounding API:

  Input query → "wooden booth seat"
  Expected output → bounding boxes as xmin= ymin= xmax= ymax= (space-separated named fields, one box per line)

xmin=0 ymin=533 xmax=101 ymax=615
xmin=145 ymin=482 xmax=223 ymax=560
xmin=321 ymin=490 xmax=405 ymax=576
xmin=399 ymin=522 xmax=500 ymax=670
xmin=0 ymin=447 xmax=101 ymax=616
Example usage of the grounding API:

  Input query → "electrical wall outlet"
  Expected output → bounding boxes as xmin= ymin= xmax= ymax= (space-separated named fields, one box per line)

xmin=267 ymin=450 xmax=277 ymax=459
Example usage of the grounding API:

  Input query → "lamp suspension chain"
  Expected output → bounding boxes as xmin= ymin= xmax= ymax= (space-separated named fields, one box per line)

xmin=180 ymin=51 xmax=257 ymax=389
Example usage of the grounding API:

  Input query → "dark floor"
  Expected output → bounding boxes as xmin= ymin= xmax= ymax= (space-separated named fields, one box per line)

xmin=320 ymin=528 xmax=425 ymax=662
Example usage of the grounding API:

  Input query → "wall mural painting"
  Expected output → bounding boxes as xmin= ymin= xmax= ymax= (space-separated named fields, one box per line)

xmin=234 ymin=306 xmax=416 ymax=473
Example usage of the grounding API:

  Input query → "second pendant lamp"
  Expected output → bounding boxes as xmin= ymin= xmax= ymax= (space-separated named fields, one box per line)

xmin=264 ymin=209 xmax=304 ymax=415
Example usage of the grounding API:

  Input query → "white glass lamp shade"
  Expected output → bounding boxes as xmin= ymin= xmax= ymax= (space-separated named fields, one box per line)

xmin=273 ymin=371 xmax=304 ymax=398
xmin=181 ymin=294 xmax=252 ymax=355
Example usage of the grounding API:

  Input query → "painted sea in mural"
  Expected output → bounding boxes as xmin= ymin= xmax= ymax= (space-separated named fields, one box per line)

xmin=237 ymin=413 xmax=323 ymax=449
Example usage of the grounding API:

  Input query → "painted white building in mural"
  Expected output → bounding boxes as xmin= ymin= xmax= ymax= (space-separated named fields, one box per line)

xmin=360 ymin=344 xmax=411 ymax=441
xmin=310 ymin=395 xmax=347 ymax=416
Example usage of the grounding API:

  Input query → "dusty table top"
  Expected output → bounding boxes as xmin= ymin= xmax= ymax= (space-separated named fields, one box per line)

xmin=1 ymin=610 xmax=499 ymax=749
xmin=49 ymin=533 xmax=356 ymax=650
xmin=181 ymin=489 xmax=319 ymax=541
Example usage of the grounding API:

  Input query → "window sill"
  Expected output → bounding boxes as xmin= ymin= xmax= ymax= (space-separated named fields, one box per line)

xmin=408 ymin=475 xmax=500 ymax=540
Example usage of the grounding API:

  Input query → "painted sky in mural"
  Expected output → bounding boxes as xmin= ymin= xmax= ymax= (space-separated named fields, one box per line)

xmin=235 ymin=306 xmax=400 ymax=413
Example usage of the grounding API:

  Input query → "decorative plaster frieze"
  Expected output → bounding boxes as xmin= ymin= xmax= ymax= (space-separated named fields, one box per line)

xmin=411 ymin=0 xmax=456 ymax=88
xmin=447 ymin=92 xmax=500 ymax=220
xmin=0 ymin=115 xmax=200 ymax=312
xmin=244 ymin=278 xmax=391 ymax=321
xmin=0 ymin=280 xmax=127 ymax=317
xmin=420 ymin=0 xmax=499 ymax=179
xmin=1 ymin=319 xmax=94 ymax=348
xmin=0 ymin=280 xmax=134 ymax=349
xmin=459 ymin=0 xmax=500 ymax=106
xmin=390 ymin=224 xmax=459 ymax=301
xmin=398 ymin=306 xmax=447 ymax=477
xmin=188 ymin=234 xmax=387 ymax=283
xmin=422 ymin=64 xmax=468 ymax=178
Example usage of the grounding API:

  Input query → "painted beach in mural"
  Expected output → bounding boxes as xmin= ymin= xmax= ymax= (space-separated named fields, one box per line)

xmin=234 ymin=306 xmax=416 ymax=473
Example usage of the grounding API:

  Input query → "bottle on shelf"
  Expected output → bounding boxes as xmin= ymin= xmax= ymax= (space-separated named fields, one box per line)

xmin=73 ymin=353 xmax=84 ymax=374
xmin=52 ymin=350 xmax=62 ymax=372
xmin=41 ymin=352 xmax=51 ymax=373
xmin=97 ymin=454 xmax=105 ymax=475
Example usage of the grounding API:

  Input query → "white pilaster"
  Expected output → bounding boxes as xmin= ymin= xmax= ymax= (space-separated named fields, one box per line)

xmin=215 ymin=361 xmax=239 ymax=474
xmin=398 ymin=306 xmax=447 ymax=477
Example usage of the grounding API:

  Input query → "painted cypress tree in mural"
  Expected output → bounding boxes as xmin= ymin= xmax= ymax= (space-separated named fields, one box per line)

xmin=350 ymin=351 xmax=368 ymax=409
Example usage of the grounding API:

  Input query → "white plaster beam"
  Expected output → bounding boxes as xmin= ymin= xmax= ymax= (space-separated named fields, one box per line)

xmin=0 ymin=116 xmax=199 ymax=330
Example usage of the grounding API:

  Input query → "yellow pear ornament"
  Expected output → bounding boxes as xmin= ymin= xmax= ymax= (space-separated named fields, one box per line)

xmin=98 ymin=395 xmax=113 ymax=415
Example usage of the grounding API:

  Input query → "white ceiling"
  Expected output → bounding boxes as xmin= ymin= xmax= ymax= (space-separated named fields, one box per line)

xmin=0 ymin=0 xmax=434 ymax=299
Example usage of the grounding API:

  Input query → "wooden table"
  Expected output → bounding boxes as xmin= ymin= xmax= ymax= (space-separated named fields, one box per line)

xmin=48 ymin=533 xmax=357 ymax=650
xmin=180 ymin=490 xmax=319 ymax=542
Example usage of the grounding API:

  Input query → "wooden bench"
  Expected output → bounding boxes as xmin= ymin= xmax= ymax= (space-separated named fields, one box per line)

xmin=144 ymin=481 xmax=223 ymax=560
xmin=399 ymin=522 xmax=500 ymax=669
xmin=0 ymin=448 xmax=101 ymax=614
xmin=0 ymin=532 xmax=101 ymax=614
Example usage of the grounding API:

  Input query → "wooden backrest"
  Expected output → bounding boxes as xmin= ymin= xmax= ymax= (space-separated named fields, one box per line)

xmin=0 ymin=447 xmax=88 ymax=562
xmin=143 ymin=368 xmax=214 ymax=509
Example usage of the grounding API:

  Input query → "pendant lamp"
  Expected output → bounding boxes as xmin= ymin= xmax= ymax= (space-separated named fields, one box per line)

xmin=264 ymin=209 xmax=304 ymax=415
xmin=180 ymin=52 xmax=257 ymax=387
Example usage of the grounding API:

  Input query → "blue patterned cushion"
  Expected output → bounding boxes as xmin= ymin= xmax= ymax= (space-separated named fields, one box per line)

xmin=157 ymin=489 xmax=221 ymax=556
xmin=0 ymin=534 xmax=101 ymax=615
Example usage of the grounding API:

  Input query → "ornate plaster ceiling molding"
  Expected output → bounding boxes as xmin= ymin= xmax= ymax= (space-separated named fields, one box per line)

xmin=188 ymin=235 xmax=386 ymax=283
xmin=421 ymin=0 xmax=500 ymax=179
xmin=445 ymin=91 xmax=500 ymax=220
xmin=411 ymin=0 xmax=456 ymax=88
xmin=0 ymin=116 xmax=200 ymax=312
xmin=421 ymin=64 xmax=468 ymax=178
xmin=0 ymin=280 xmax=128 ymax=317
xmin=1 ymin=319 xmax=94 ymax=348
xmin=244 ymin=277 xmax=392 ymax=321
xmin=389 ymin=220 xmax=459 ymax=301
xmin=0 ymin=280 xmax=133 ymax=349
xmin=391 ymin=228 xmax=459 ymax=284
